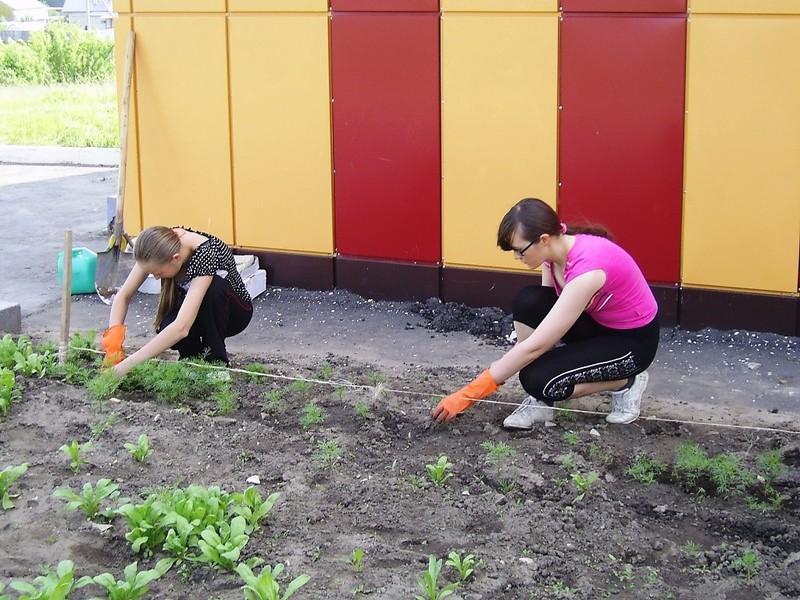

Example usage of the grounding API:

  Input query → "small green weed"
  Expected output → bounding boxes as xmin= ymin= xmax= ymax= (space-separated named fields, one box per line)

xmin=301 ymin=403 xmax=328 ymax=429
xmin=480 ymin=440 xmax=517 ymax=464
xmin=350 ymin=548 xmax=365 ymax=571
xmin=86 ymin=368 xmax=122 ymax=403
xmin=626 ymin=454 xmax=667 ymax=484
xmin=557 ymin=452 xmax=576 ymax=471
xmin=364 ymin=370 xmax=386 ymax=386
xmin=733 ymin=548 xmax=760 ymax=581
xmin=571 ymin=471 xmax=598 ymax=504
xmin=563 ymin=430 xmax=580 ymax=446
xmin=0 ymin=463 xmax=28 ymax=509
xmin=313 ymin=439 xmax=344 ymax=470
xmin=262 ymin=389 xmax=286 ymax=415
xmin=426 ymin=456 xmax=453 ymax=487
xmin=124 ymin=434 xmax=154 ymax=463
xmin=243 ymin=362 xmax=269 ymax=382
xmin=287 ymin=379 xmax=312 ymax=398
xmin=317 ymin=361 xmax=334 ymax=380
xmin=354 ymin=401 xmax=373 ymax=425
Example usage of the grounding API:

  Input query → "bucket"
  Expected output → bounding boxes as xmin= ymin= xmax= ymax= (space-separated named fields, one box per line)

xmin=57 ymin=248 xmax=98 ymax=294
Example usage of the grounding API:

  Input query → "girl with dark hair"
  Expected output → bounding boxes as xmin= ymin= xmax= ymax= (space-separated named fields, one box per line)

xmin=432 ymin=198 xmax=659 ymax=428
xmin=101 ymin=226 xmax=253 ymax=377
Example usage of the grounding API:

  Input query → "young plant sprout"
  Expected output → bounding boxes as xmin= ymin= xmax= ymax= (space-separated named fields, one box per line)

xmin=0 ymin=463 xmax=28 ymax=510
xmin=426 ymin=456 xmax=453 ymax=487
xmin=53 ymin=478 xmax=120 ymax=521
xmin=415 ymin=555 xmax=458 ymax=600
xmin=60 ymin=439 xmax=92 ymax=473
xmin=300 ymin=403 xmax=327 ymax=429
xmin=480 ymin=440 xmax=516 ymax=464
xmin=124 ymin=434 xmax=154 ymax=463
xmin=92 ymin=559 xmax=174 ymax=600
xmin=236 ymin=562 xmax=310 ymax=600
xmin=350 ymin=548 xmax=365 ymax=572
xmin=571 ymin=471 xmax=598 ymax=504
xmin=445 ymin=551 xmax=476 ymax=582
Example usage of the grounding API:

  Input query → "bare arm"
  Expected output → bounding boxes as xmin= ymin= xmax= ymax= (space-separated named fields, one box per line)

xmin=108 ymin=263 xmax=149 ymax=327
xmin=488 ymin=269 xmax=605 ymax=384
xmin=113 ymin=274 xmax=214 ymax=376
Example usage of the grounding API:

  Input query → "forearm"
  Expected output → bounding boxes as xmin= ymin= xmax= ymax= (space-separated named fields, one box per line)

xmin=108 ymin=293 xmax=131 ymax=326
xmin=488 ymin=341 xmax=547 ymax=384
xmin=116 ymin=322 xmax=188 ymax=373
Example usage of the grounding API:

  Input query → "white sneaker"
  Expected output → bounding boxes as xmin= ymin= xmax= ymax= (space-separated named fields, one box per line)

xmin=503 ymin=396 xmax=554 ymax=429
xmin=606 ymin=371 xmax=648 ymax=424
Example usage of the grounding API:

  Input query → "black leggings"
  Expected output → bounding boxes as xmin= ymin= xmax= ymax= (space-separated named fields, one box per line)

xmin=158 ymin=276 xmax=253 ymax=365
xmin=513 ymin=285 xmax=659 ymax=405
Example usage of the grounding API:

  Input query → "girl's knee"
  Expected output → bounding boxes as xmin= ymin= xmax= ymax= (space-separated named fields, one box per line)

xmin=512 ymin=286 xmax=556 ymax=327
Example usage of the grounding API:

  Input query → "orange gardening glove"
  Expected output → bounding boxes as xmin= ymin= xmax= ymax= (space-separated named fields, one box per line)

xmin=101 ymin=324 xmax=126 ymax=367
xmin=432 ymin=369 xmax=499 ymax=424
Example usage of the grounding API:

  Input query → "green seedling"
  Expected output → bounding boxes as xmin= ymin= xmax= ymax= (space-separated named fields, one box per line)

xmin=350 ymin=548 xmax=365 ymax=571
xmin=499 ymin=480 xmax=518 ymax=495
xmin=673 ymin=442 xmax=754 ymax=497
xmin=757 ymin=449 xmax=787 ymax=482
xmin=317 ymin=361 xmax=334 ymax=380
xmin=445 ymin=551 xmax=475 ymax=583
xmin=0 ymin=463 xmax=29 ymax=510
xmin=92 ymin=558 xmax=174 ymax=600
xmin=229 ymin=487 xmax=280 ymax=533
xmin=681 ymin=541 xmax=701 ymax=556
xmin=571 ymin=471 xmax=598 ymax=504
xmin=236 ymin=562 xmax=310 ymax=600
xmin=9 ymin=560 xmax=93 ymax=599
xmin=195 ymin=515 xmax=255 ymax=571
xmin=124 ymin=434 xmax=154 ymax=463
xmin=415 ymin=555 xmax=458 ymax=600
xmin=480 ymin=440 xmax=516 ymax=464
xmin=87 ymin=368 xmax=122 ymax=403
xmin=625 ymin=454 xmax=667 ymax=484
xmin=300 ymin=403 xmax=327 ymax=429
xmin=60 ymin=439 xmax=93 ymax=473
xmin=2 ymin=335 xmax=56 ymax=378
xmin=215 ymin=386 xmax=238 ymax=415
xmin=53 ymin=478 xmax=120 ymax=521
xmin=557 ymin=452 xmax=576 ymax=471
xmin=426 ymin=456 xmax=453 ymax=487
xmin=90 ymin=412 xmax=118 ymax=438
xmin=243 ymin=362 xmax=269 ymax=382
xmin=733 ymin=548 xmax=760 ymax=582
xmin=354 ymin=401 xmax=373 ymax=425
xmin=563 ymin=430 xmax=580 ymax=446
xmin=262 ymin=389 xmax=286 ymax=415
xmin=364 ymin=370 xmax=386 ymax=386
xmin=117 ymin=496 xmax=170 ymax=557
xmin=0 ymin=368 xmax=18 ymax=418
xmin=313 ymin=439 xmax=344 ymax=470
xmin=287 ymin=379 xmax=312 ymax=398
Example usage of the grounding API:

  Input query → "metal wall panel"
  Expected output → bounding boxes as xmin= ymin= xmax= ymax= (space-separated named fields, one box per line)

xmin=561 ymin=0 xmax=686 ymax=12
xmin=559 ymin=14 xmax=686 ymax=284
xmin=441 ymin=10 xmax=558 ymax=270
xmin=331 ymin=13 xmax=441 ymax=263
xmin=133 ymin=16 xmax=233 ymax=240
xmin=332 ymin=0 xmax=439 ymax=11
xmin=132 ymin=0 xmax=225 ymax=12
xmin=229 ymin=14 xmax=333 ymax=253
xmin=682 ymin=14 xmax=800 ymax=293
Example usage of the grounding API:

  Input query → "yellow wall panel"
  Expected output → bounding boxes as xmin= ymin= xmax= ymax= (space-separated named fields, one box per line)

xmin=229 ymin=0 xmax=328 ymax=12
xmin=133 ymin=16 xmax=233 ymax=241
xmin=113 ymin=17 xmax=140 ymax=234
xmin=133 ymin=0 xmax=225 ymax=13
xmin=683 ymin=14 xmax=800 ymax=293
xmin=228 ymin=15 xmax=333 ymax=253
xmin=443 ymin=0 xmax=557 ymax=11
xmin=690 ymin=0 xmax=800 ymax=15
xmin=441 ymin=12 xmax=558 ymax=270
xmin=115 ymin=0 xmax=132 ymax=14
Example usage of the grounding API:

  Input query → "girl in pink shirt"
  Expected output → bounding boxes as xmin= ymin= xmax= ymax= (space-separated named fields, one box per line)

xmin=433 ymin=198 xmax=659 ymax=428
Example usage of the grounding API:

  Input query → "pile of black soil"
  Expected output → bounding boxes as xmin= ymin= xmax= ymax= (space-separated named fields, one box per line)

xmin=411 ymin=298 xmax=514 ymax=346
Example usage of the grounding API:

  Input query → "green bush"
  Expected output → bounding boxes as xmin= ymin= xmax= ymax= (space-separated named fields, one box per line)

xmin=0 ymin=21 xmax=114 ymax=85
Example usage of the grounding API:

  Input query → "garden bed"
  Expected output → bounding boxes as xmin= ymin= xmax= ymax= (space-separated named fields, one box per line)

xmin=1 ymin=337 xmax=800 ymax=599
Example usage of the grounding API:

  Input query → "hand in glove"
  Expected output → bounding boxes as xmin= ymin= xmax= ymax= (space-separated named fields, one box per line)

xmin=101 ymin=324 xmax=126 ymax=367
xmin=431 ymin=369 xmax=499 ymax=424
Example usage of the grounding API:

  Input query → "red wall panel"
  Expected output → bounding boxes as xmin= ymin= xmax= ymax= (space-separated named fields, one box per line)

xmin=331 ymin=13 xmax=441 ymax=263
xmin=331 ymin=0 xmax=438 ymax=12
xmin=561 ymin=0 xmax=686 ymax=13
xmin=558 ymin=14 xmax=686 ymax=284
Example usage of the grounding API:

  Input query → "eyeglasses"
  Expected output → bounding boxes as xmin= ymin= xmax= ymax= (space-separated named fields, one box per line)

xmin=513 ymin=238 xmax=540 ymax=257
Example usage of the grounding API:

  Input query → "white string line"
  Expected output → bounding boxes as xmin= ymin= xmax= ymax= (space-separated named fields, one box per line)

xmin=69 ymin=344 xmax=800 ymax=436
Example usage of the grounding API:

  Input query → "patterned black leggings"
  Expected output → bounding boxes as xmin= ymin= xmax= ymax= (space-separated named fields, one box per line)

xmin=513 ymin=286 xmax=659 ymax=405
xmin=159 ymin=276 xmax=253 ymax=365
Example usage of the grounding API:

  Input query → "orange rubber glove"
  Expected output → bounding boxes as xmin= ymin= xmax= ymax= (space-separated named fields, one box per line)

xmin=432 ymin=369 xmax=499 ymax=424
xmin=101 ymin=324 xmax=126 ymax=367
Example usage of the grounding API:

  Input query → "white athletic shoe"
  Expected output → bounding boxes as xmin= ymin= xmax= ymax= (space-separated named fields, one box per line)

xmin=502 ymin=396 xmax=554 ymax=429
xmin=606 ymin=371 xmax=648 ymax=424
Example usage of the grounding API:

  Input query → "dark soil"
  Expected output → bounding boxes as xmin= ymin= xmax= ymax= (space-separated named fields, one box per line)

xmin=2 ymin=338 xmax=800 ymax=600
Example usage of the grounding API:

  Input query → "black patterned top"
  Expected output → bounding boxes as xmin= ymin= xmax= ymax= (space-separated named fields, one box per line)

xmin=178 ymin=227 xmax=252 ymax=304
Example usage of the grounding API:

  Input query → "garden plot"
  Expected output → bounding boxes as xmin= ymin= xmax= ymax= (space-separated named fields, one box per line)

xmin=1 ymin=334 xmax=799 ymax=600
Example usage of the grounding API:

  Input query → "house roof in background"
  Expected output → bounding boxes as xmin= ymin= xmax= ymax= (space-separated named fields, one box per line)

xmin=0 ymin=0 xmax=49 ymax=11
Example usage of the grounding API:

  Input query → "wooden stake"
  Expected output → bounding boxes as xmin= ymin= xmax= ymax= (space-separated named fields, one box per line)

xmin=59 ymin=229 xmax=73 ymax=365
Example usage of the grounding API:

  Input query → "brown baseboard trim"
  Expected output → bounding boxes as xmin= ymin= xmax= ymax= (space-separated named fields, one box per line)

xmin=681 ymin=288 xmax=798 ymax=336
xmin=237 ymin=249 xmax=334 ymax=291
xmin=236 ymin=249 xmax=798 ymax=336
xmin=335 ymin=256 xmax=440 ymax=302
xmin=441 ymin=267 xmax=537 ymax=314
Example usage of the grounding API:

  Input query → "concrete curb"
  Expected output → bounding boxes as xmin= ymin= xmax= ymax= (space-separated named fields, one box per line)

xmin=0 ymin=300 xmax=22 ymax=334
xmin=0 ymin=145 xmax=119 ymax=167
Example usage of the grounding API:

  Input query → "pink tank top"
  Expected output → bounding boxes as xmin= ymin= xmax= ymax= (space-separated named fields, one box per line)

xmin=548 ymin=234 xmax=658 ymax=329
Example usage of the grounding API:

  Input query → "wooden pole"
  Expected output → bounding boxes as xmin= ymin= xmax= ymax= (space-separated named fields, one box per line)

xmin=59 ymin=230 xmax=73 ymax=365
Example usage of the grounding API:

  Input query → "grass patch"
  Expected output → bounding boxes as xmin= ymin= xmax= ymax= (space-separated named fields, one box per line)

xmin=0 ymin=83 xmax=118 ymax=147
